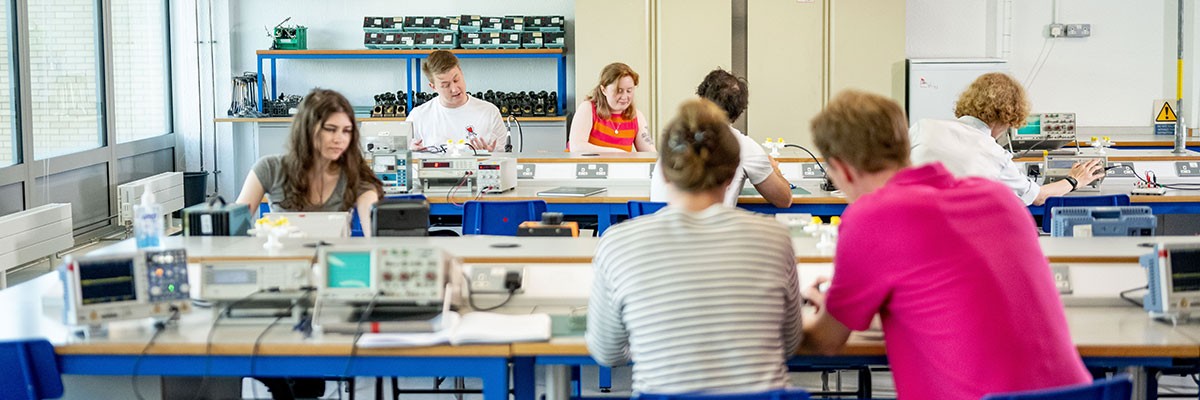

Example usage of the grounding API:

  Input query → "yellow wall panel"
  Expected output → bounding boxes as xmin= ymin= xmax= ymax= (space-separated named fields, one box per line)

xmin=829 ymin=0 xmax=907 ymax=105
xmin=746 ymin=0 xmax=825 ymax=148
xmin=654 ymin=0 xmax=732 ymax=134
xmin=574 ymin=0 xmax=651 ymax=122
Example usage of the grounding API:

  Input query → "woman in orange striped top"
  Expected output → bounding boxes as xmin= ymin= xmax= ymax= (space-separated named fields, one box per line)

xmin=569 ymin=63 xmax=655 ymax=152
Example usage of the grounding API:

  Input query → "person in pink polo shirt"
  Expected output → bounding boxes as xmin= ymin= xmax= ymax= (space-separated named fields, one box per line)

xmin=798 ymin=90 xmax=1090 ymax=400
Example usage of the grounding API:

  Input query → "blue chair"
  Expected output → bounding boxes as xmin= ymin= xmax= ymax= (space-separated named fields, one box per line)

xmin=462 ymin=200 xmax=547 ymax=236
xmin=1041 ymin=194 xmax=1130 ymax=233
xmin=627 ymin=201 xmax=667 ymax=218
xmin=0 ymin=339 xmax=63 ymax=400
xmin=981 ymin=376 xmax=1132 ymax=400
xmin=638 ymin=388 xmax=810 ymax=400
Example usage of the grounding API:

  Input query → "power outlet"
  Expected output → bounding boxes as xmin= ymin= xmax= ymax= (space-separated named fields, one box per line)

xmin=465 ymin=265 xmax=525 ymax=294
xmin=1106 ymin=162 xmax=1136 ymax=178
xmin=800 ymin=163 xmax=825 ymax=179
xmin=1065 ymin=23 xmax=1091 ymax=38
xmin=517 ymin=163 xmax=536 ymax=179
xmin=576 ymin=163 xmax=609 ymax=179
xmin=1178 ymin=161 xmax=1200 ymax=177
xmin=1048 ymin=23 xmax=1066 ymax=38
xmin=1051 ymin=265 xmax=1073 ymax=295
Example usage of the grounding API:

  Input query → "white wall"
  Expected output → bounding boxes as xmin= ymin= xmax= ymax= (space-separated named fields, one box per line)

xmin=200 ymin=0 xmax=575 ymax=199
xmin=227 ymin=1 xmax=574 ymax=108
xmin=907 ymin=0 xmax=1176 ymax=129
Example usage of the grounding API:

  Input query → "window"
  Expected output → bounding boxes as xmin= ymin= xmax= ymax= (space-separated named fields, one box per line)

xmin=0 ymin=0 xmax=13 ymax=167
xmin=111 ymin=0 xmax=170 ymax=143
xmin=28 ymin=0 xmax=101 ymax=160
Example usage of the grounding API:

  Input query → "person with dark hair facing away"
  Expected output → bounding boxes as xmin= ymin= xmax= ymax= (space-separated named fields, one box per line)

xmin=800 ymin=90 xmax=1090 ymax=400
xmin=408 ymin=50 xmax=507 ymax=152
xmin=650 ymin=68 xmax=792 ymax=208
xmin=568 ymin=62 xmax=655 ymax=152
xmin=587 ymin=99 xmax=801 ymax=394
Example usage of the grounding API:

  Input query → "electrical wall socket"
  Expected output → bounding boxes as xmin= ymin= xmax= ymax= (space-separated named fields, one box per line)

xmin=1048 ymin=23 xmax=1065 ymax=38
xmin=517 ymin=163 xmax=536 ymax=179
xmin=1178 ymin=161 xmax=1200 ymax=177
xmin=576 ymin=163 xmax=609 ymax=179
xmin=1051 ymin=265 xmax=1073 ymax=295
xmin=465 ymin=265 xmax=525 ymax=294
xmin=1065 ymin=23 xmax=1091 ymax=38
xmin=1106 ymin=162 xmax=1136 ymax=178
xmin=800 ymin=163 xmax=825 ymax=179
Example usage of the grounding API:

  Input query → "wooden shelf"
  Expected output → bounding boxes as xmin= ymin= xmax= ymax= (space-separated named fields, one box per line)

xmin=215 ymin=116 xmax=566 ymax=123
xmin=257 ymin=48 xmax=565 ymax=56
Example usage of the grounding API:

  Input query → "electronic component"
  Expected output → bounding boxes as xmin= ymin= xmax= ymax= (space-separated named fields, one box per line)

xmin=477 ymin=158 xmax=517 ymax=193
xmin=199 ymin=261 xmax=312 ymax=301
xmin=1043 ymin=155 xmax=1106 ymax=192
xmin=183 ymin=198 xmax=252 ymax=236
xmin=62 ymin=250 xmax=191 ymax=327
xmin=1049 ymin=206 xmax=1156 ymax=237
xmin=419 ymin=157 xmax=479 ymax=193
xmin=362 ymin=121 xmax=413 ymax=194
xmin=1143 ymin=243 xmax=1200 ymax=323
xmin=373 ymin=198 xmax=430 ymax=237
xmin=1004 ymin=113 xmax=1077 ymax=152
xmin=316 ymin=246 xmax=450 ymax=305
xmin=518 ymin=212 xmax=577 ymax=237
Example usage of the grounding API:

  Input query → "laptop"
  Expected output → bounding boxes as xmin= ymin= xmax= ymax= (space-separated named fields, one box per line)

xmin=536 ymin=187 xmax=607 ymax=197
xmin=262 ymin=211 xmax=352 ymax=238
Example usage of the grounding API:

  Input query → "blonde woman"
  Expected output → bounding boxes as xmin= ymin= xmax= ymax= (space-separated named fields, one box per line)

xmin=908 ymin=72 xmax=1103 ymax=205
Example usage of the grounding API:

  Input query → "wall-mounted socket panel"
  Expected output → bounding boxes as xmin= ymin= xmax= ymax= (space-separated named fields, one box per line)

xmin=1065 ymin=23 xmax=1091 ymax=38
xmin=1106 ymin=162 xmax=1136 ymax=178
xmin=517 ymin=163 xmax=536 ymax=179
xmin=1178 ymin=161 xmax=1200 ymax=177
xmin=576 ymin=163 xmax=609 ymax=179
xmin=464 ymin=265 xmax=525 ymax=294
xmin=800 ymin=163 xmax=825 ymax=179
xmin=1051 ymin=265 xmax=1073 ymax=295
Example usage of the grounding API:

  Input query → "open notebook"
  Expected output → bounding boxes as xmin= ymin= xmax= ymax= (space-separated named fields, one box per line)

xmin=356 ymin=312 xmax=552 ymax=347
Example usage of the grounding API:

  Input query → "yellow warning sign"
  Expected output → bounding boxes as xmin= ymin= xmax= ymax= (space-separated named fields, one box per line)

xmin=1157 ymin=101 xmax=1178 ymax=123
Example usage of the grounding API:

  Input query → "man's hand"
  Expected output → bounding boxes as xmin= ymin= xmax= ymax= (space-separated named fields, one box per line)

xmin=1070 ymin=158 xmax=1106 ymax=186
xmin=469 ymin=136 xmax=493 ymax=152
xmin=410 ymin=138 xmax=424 ymax=151
xmin=804 ymin=276 xmax=830 ymax=311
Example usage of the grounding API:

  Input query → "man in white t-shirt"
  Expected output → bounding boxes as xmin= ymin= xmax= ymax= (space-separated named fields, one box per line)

xmin=408 ymin=50 xmax=507 ymax=152
xmin=649 ymin=69 xmax=792 ymax=208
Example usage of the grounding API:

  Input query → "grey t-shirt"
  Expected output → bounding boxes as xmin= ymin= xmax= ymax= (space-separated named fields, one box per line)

xmin=252 ymin=155 xmax=349 ymax=212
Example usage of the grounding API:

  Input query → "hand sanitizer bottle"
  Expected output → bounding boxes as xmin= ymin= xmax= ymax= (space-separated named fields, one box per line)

xmin=134 ymin=191 xmax=163 ymax=248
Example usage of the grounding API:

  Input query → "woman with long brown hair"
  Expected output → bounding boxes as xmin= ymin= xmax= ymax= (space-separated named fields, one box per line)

xmin=237 ymin=88 xmax=384 ymax=236
xmin=568 ymin=62 xmax=654 ymax=152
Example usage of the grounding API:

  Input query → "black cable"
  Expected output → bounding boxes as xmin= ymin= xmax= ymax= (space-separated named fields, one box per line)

xmin=250 ymin=289 xmax=313 ymax=400
xmin=132 ymin=306 xmax=181 ymax=400
xmin=342 ymin=292 xmax=382 ymax=381
xmin=464 ymin=143 xmax=480 ymax=156
xmin=783 ymin=144 xmax=826 ymax=175
xmin=1120 ymin=285 xmax=1147 ymax=308
xmin=1130 ymin=168 xmax=1200 ymax=191
xmin=463 ymin=273 xmax=516 ymax=312
xmin=511 ymin=117 xmax=525 ymax=153
xmin=190 ymin=289 xmax=269 ymax=400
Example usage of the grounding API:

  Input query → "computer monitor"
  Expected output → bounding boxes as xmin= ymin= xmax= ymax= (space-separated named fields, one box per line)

xmin=1143 ymin=243 xmax=1200 ymax=322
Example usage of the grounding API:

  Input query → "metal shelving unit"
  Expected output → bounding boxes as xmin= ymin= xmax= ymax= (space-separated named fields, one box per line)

xmin=254 ymin=48 xmax=568 ymax=116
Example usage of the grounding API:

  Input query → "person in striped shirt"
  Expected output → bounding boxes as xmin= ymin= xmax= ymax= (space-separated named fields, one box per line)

xmin=568 ymin=62 xmax=655 ymax=152
xmin=585 ymin=98 xmax=803 ymax=394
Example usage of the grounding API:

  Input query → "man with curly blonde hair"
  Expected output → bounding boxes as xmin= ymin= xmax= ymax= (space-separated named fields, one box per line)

xmin=909 ymin=72 xmax=1103 ymax=205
